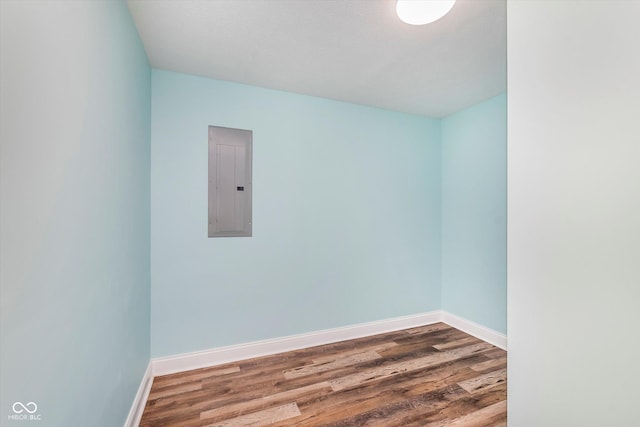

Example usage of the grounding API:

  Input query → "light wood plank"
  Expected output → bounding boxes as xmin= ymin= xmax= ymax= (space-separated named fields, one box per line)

xmin=200 ymin=382 xmax=331 ymax=421
xmin=458 ymin=368 xmax=507 ymax=394
xmin=431 ymin=400 xmax=507 ymax=427
xmin=433 ymin=336 xmax=479 ymax=350
xmin=205 ymin=402 xmax=301 ymax=427
xmin=470 ymin=358 xmax=506 ymax=372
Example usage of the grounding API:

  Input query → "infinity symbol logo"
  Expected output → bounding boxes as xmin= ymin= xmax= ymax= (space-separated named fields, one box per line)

xmin=12 ymin=401 xmax=38 ymax=414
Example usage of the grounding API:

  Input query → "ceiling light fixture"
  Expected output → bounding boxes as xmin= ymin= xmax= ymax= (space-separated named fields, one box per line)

xmin=396 ymin=0 xmax=456 ymax=25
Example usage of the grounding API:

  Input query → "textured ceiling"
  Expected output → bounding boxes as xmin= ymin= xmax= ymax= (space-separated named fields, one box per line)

xmin=127 ymin=0 xmax=506 ymax=118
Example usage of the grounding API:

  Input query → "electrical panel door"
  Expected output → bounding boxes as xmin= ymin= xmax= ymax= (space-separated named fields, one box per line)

xmin=208 ymin=126 xmax=252 ymax=237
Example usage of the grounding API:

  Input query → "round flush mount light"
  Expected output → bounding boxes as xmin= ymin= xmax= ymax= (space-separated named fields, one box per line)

xmin=396 ymin=0 xmax=456 ymax=25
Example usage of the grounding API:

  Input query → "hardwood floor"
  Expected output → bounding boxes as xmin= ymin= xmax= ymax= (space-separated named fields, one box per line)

xmin=140 ymin=323 xmax=507 ymax=426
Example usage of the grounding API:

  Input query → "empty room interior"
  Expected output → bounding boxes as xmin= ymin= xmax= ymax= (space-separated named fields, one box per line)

xmin=1 ymin=1 xmax=639 ymax=426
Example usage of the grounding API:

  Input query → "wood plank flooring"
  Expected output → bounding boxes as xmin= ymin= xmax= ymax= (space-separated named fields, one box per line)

xmin=140 ymin=323 xmax=507 ymax=426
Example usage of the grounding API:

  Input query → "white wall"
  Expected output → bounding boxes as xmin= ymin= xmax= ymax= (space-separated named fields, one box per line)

xmin=508 ymin=1 xmax=640 ymax=425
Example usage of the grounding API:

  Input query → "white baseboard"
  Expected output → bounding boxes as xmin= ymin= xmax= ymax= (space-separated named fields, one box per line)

xmin=151 ymin=311 xmax=442 ymax=376
xmin=150 ymin=310 xmax=507 ymax=377
xmin=441 ymin=311 xmax=507 ymax=350
xmin=150 ymin=311 xmax=507 ymax=377
xmin=124 ymin=362 xmax=153 ymax=427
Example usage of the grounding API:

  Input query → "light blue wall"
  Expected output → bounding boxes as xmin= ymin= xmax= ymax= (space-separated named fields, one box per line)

xmin=151 ymin=70 xmax=441 ymax=357
xmin=441 ymin=94 xmax=507 ymax=333
xmin=0 ymin=1 xmax=150 ymax=426
xmin=508 ymin=2 xmax=640 ymax=425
